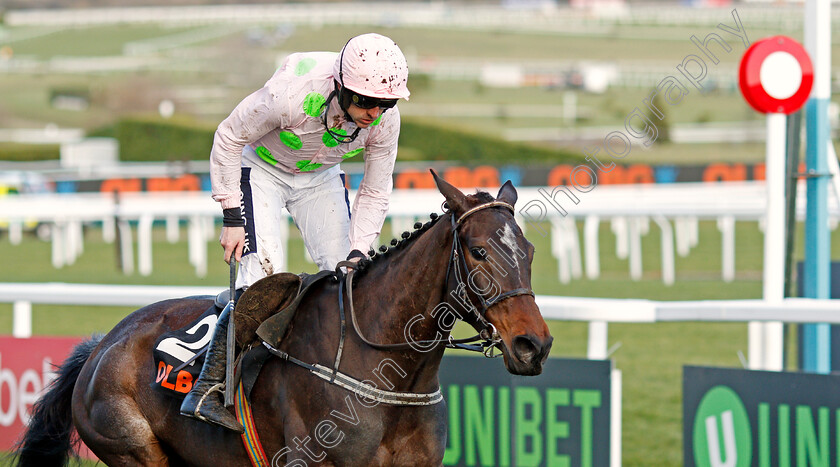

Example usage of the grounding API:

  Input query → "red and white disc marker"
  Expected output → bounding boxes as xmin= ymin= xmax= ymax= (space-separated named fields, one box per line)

xmin=739 ymin=36 xmax=814 ymax=114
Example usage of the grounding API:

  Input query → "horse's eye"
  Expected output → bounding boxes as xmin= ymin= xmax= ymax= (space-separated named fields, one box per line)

xmin=470 ymin=247 xmax=487 ymax=260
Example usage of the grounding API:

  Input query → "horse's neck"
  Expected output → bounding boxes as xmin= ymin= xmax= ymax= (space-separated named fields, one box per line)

xmin=357 ymin=220 xmax=453 ymax=330
xmin=351 ymin=220 xmax=454 ymax=385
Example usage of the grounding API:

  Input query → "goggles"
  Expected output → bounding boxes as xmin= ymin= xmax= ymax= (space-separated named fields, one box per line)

xmin=349 ymin=90 xmax=398 ymax=110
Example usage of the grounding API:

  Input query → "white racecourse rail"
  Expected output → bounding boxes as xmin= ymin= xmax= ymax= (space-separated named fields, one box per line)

xmin=0 ymin=284 xmax=835 ymax=467
xmin=1 ymin=282 xmax=837 ymax=467
xmin=0 ymin=281 xmax=837 ymax=354
xmin=0 ymin=181 xmax=837 ymax=284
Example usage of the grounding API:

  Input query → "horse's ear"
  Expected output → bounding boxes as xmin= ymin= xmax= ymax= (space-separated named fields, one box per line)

xmin=496 ymin=180 xmax=518 ymax=207
xmin=430 ymin=169 xmax=468 ymax=214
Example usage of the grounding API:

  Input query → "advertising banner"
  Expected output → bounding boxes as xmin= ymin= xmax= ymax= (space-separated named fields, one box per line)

xmin=44 ymin=162 xmax=773 ymax=194
xmin=440 ymin=356 xmax=613 ymax=467
xmin=684 ymin=365 xmax=840 ymax=467
xmin=0 ymin=337 xmax=82 ymax=450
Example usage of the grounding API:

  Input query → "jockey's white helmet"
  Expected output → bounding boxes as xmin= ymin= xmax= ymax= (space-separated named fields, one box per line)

xmin=333 ymin=33 xmax=410 ymax=101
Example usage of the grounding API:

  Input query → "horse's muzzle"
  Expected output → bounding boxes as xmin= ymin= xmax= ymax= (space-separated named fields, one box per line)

xmin=506 ymin=334 xmax=553 ymax=376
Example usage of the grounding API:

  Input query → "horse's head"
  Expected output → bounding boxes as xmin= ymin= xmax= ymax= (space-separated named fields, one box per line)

xmin=432 ymin=171 xmax=553 ymax=376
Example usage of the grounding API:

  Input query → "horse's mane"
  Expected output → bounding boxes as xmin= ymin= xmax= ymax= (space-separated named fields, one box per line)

xmin=350 ymin=191 xmax=495 ymax=278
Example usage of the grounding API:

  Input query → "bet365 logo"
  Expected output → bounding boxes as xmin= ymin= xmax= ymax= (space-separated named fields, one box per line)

xmin=693 ymin=385 xmax=752 ymax=467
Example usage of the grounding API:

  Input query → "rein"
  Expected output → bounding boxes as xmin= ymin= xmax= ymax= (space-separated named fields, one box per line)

xmin=261 ymin=199 xmax=535 ymax=406
xmin=343 ymin=200 xmax=534 ymax=355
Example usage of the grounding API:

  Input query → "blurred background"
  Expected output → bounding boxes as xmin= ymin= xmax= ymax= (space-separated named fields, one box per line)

xmin=1 ymin=1 xmax=839 ymax=465
xmin=2 ymin=0 xmax=827 ymax=174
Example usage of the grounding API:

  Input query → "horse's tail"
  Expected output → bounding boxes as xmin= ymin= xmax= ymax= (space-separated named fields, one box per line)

xmin=13 ymin=334 xmax=103 ymax=467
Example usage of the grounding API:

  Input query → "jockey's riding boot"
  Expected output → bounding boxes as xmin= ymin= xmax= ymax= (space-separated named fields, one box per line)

xmin=179 ymin=306 xmax=244 ymax=433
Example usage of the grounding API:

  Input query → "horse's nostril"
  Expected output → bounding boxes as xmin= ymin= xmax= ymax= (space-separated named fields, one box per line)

xmin=512 ymin=335 xmax=538 ymax=363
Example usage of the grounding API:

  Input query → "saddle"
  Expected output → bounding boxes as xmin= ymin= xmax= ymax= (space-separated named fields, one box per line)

xmin=240 ymin=269 xmax=334 ymax=348
xmin=151 ymin=270 xmax=335 ymax=398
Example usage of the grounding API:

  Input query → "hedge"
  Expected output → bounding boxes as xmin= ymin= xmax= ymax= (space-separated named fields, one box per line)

xmin=88 ymin=116 xmax=215 ymax=162
xmin=0 ymin=143 xmax=60 ymax=162
xmin=2 ymin=116 xmax=584 ymax=165
xmin=398 ymin=120 xmax=581 ymax=164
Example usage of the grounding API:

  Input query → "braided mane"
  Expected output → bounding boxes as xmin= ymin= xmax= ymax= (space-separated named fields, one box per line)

xmin=350 ymin=191 xmax=495 ymax=276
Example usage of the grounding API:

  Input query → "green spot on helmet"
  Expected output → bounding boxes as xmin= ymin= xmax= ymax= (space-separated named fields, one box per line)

xmin=278 ymin=131 xmax=302 ymax=150
xmin=255 ymin=146 xmax=278 ymax=165
xmin=294 ymin=58 xmax=317 ymax=76
xmin=296 ymin=160 xmax=323 ymax=172
xmin=342 ymin=148 xmax=364 ymax=160
xmin=322 ymin=128 xmax=347 ymax=148
xmin=303 ymin=92 xmax=326 ymax=118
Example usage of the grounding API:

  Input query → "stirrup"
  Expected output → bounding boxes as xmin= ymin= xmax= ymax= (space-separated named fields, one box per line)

xmin=182 ymin=383 xmax=244 ymax=433
xmin=191 ymin=382 xmax=225 ymax=419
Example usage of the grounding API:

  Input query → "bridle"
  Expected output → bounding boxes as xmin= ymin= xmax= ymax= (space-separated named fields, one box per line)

xmin=445 ymin=200 xmax=535 ymax=349
xmin=342 ymin=199 xmax=535 ymax=356
xmin=260 ymin=199 xmax=536 ymax=406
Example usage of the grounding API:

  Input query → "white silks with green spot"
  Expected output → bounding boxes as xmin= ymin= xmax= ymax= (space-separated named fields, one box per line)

xmin=208 ymin=49 xmax=403 ymax=266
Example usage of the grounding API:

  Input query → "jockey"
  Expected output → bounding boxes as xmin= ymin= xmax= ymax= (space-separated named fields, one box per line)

xmin=180 ymin=33 xmax=410 ymax=432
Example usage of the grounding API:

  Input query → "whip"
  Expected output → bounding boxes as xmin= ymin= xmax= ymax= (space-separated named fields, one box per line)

xmin=224 ymin=258 xmax=237 ymax=407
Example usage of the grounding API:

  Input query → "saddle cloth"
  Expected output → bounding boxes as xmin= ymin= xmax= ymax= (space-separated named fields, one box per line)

xmin=152 ymin=302 xmax=218 ymax=397
xmin=151 ymin=271 xmax=333 ymax=398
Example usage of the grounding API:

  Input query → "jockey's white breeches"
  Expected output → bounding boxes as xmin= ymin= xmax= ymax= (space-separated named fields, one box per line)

xmin=235 ymin=146 xmax=350 ymax=289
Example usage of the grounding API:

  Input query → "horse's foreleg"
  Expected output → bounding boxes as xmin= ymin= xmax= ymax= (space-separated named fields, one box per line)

xmin=273 ymin=409 xmax=341 ymax=467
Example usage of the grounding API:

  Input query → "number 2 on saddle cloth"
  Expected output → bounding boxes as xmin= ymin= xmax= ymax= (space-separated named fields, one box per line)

xmin=151 ymin=271 xmax=330 ymax=398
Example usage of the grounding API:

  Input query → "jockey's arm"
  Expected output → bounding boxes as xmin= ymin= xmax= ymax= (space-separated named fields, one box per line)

xmin=210 ymin=86 xmax=286 ymax=211
xmin=348 ymin=109 xmax=400 ymax=255
xmin=210 ymin=85 xmax=288 ymax=264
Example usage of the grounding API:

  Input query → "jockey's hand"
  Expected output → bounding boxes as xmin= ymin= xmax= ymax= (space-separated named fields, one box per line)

xmin=220 ymin=226 xmax=246 ymax=264
xmin=344 ymin=249 xmax=366 ymax=270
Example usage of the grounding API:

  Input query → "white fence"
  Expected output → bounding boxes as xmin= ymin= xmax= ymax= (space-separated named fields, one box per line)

xmin=4 ymin=3 xmax=826 ymax=31
xmin=2 ymin=280 xmax=837 ymax=467
xmin=1 ymin=182 xmax=838 ymax=285
xmin=2 ymin=282 xmax=838 ymax=358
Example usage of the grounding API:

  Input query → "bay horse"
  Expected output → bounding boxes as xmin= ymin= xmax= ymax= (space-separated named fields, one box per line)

xmin=14 ymin=173 xmax=553 ymax=466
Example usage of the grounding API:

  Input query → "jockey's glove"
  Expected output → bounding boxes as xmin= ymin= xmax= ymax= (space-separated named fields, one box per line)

xmin=346 ymin=249 xmax=366 ymax=261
